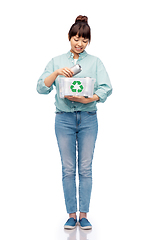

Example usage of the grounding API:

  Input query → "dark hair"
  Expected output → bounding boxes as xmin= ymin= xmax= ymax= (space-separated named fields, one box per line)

xmin=68 ymin=15 xmax=91 ymax=43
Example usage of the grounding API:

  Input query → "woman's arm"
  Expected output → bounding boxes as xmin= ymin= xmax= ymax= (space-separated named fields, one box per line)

xmin=44 ymin=68 xmax=74 ymax=87
xmin=65 ymin=94 xmax=99 ymax=104
xmin=44 ymin=70 xmax=58 ymax=87
xmin=94 ymin=58 xmax=112 ymax=102
xmin=37 ymin=57 xmax=74 ymax=94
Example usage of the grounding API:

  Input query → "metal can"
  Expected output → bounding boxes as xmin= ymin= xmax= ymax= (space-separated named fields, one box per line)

xmin=70 ymin=64 xmax=82 ymax=76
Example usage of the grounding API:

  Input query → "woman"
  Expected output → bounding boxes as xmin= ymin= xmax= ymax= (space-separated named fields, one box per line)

xmin=37 ymin=15 xmax=112 ymax=230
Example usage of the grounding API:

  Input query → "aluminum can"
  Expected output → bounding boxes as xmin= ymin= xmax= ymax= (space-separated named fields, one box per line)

xmin=70 ymin=64 xmax=82 ymax=76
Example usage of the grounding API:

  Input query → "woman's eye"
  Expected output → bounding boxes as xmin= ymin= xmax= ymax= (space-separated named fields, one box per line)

xmin=74 ymin=39 xmax=78 ymax=42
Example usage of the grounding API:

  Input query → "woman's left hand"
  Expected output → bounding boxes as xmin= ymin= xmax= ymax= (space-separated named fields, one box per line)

xmin=65 ymin=96 xmax=89 ymax=104
xmin=65 ymin=95 xmax=99 ymax=104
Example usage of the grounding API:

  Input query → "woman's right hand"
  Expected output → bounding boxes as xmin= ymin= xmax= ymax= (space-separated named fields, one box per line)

xmin=44 ymin=67 xmax=74 ymax=87
xmin=56 ymin=67 xmax=74 ymax=78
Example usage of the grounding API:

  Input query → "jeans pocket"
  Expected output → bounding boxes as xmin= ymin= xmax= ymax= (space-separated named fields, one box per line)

xmin=87 ymin=111 xmax=97 ymax=115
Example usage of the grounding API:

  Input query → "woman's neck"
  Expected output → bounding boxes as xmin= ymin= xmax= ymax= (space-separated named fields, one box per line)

xmin=70 ymin=49 xmax=79 ymax=59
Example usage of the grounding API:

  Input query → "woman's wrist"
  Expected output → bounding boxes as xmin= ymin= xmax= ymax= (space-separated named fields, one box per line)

xmin=82 ymin=94 xmax=100 ymax=104
xmin=55 ymin=69 xmax=59 ymax=77
xmin=92 ymin=94 xmax=99 ymax=102
xmin=44 ymin=70 xmax=58 ymax=87
xmin=87 ymin=94 xmax=99 ymax=103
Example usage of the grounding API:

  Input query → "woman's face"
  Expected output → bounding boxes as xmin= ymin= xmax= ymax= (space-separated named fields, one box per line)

xmin=70 ymin=34 xmax=89 ymax=55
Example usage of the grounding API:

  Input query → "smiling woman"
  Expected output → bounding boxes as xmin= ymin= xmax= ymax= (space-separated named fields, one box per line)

xmin=68 ymin=15 xmax=91 ymax=59
xmin=69 ymin=35 xmax=89 ymax=60
xmin=36 ymin=14 xmax=112 ymax=230
xmin=68 ymin=15 xmax=91 ymax=43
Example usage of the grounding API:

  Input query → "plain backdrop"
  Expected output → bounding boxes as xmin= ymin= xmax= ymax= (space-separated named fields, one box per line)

xmin=0 ymin=0 xmax=160 ymax=239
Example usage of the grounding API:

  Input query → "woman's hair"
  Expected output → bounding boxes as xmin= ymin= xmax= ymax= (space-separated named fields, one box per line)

xmin=68 ymin=15 xmax=91 ymax=43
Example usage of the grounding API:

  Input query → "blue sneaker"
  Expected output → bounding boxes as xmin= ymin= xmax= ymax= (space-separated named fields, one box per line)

xmin=79 ymin=218 xmax=92 ymax=230
xmin=64 ymin=218 xmax=77 ymax=229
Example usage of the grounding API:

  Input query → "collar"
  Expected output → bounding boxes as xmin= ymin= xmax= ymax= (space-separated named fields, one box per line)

xmin=67 ymin=50 xmax=88 ymax=61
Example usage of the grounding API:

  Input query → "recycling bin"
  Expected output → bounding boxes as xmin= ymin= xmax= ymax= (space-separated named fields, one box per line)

xmin=58 ymin=77 xmax=96 ymax=98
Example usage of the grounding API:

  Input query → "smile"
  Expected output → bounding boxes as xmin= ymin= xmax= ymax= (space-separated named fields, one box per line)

xmin=75 ymin=47 xmax=83 ymax=51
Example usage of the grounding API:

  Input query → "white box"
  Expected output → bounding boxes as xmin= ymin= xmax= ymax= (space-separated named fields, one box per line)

xmin=59 ymin=77 xmax=95 ymax=98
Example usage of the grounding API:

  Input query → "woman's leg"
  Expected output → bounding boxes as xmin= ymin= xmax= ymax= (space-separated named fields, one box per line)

xmin=77 ymin=111 xmax=98 ymax=216
xmin=55 ymin=112 xmax=77 ymax=214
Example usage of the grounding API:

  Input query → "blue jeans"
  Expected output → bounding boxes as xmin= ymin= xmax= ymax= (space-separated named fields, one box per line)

xmin=55 ymin=111 xmax=98 ymax=213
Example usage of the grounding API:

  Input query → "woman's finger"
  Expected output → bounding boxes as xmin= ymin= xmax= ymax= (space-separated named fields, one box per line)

xmin=62 ymin=69 xmax=72 ymax=77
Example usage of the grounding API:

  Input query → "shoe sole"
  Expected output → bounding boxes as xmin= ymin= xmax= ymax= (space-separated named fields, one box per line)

xmin=64 ymin=222 xmax=78 ymax=230
xmin=79 ymin=225 xmax=92 ymax=230
xmin=78 ymin=221 xmax=92 ymax=230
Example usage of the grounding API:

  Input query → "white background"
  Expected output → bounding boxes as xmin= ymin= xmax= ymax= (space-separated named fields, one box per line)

xmin=0 ymin=0 xmax=160 ymax=239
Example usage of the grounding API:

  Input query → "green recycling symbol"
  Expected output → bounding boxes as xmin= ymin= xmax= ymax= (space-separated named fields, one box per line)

xmin=70 ymin=81 xmax=84 ymax=93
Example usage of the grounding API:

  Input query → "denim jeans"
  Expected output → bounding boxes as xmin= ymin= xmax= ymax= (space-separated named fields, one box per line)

xmin=55 ymin=111 xmax=98 ymax=213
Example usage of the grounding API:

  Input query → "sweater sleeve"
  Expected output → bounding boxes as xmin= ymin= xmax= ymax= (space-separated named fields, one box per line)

xmin=94 ymin=58 xmax=112 ymax=103
xmin=36 ymin=58 xmax=55 ymax=94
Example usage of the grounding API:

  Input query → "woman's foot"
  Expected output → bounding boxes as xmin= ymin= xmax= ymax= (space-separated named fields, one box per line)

xmin=79 ymin=218 xmax=92 ymax=230
xmin=64 ymin=218 xmax=77 ymax=230
xmin=79 ymin=212 xmax=92 ymax=230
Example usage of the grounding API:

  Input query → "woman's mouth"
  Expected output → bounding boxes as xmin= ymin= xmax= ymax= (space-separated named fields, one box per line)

xmin=75 ymin=47 xmax=83 ymax=51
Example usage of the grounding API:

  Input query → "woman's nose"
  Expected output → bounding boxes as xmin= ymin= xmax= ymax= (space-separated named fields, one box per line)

xmin=78 ymin=41 xmax=82 ymax=46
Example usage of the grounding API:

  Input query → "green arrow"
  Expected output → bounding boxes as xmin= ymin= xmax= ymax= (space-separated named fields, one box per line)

xmin=78 ymin=85 xmax=83 ymax=92
xmin=70 ymin=81 xmax=84 ymax=93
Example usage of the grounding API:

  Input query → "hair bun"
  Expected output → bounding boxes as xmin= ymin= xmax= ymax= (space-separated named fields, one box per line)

xmin=75 ymin=15 xmax=88 ymax=24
